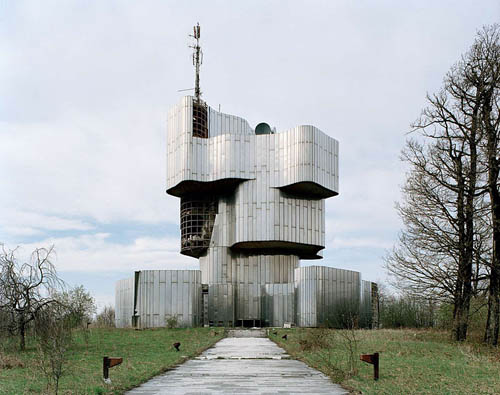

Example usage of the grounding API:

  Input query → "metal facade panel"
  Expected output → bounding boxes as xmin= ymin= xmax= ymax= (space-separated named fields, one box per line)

xmin=295 ymin=266 xmax=363 ymax=328
xmin=135 ymin=270 xmax=202 ymax=328
xmin=361 ymin=280 xmax=373 ymax=328
xmin=115 ymin=278 xmax=134 ymax=328
xmin=261 ymin=283 xmax=295 ymax=327
xmin=166 ymin=96 xmax=338 ymax=225
xmin=208 ymin=283 xmax=235 ymax=326
xmin=199 ymin=248 xmax=299 ymax=285
xmin=162 ymin=95 xmax=380 ymax=329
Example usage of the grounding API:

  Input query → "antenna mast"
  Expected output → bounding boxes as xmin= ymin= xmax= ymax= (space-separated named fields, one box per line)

xmin=190 ymin=23 xmax=203 ymax=103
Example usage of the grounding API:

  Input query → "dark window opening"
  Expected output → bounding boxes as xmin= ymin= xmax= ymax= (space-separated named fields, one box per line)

xmin=180 ymin=196 xmax=217 ymax=258
xmin=193 ymin=101 xmax=208 ymax=138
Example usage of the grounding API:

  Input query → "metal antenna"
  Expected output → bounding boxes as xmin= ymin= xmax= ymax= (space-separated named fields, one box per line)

xmin=189 ymin=23 xmax=203 ymax=103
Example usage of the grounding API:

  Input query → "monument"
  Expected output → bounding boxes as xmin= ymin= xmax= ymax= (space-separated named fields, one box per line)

xmin=115 ymin=25 xmax=378 ymax=328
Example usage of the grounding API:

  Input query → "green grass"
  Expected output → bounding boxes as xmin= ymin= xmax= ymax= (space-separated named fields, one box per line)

xmin=0 ymin=327 xmax=224 ymax=394
xmin=270 ymin=328 xmax=500 ymax=395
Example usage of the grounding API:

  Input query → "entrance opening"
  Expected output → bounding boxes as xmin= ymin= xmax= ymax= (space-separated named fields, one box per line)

xmin=237 ymin=319 xmax=262 ymax=328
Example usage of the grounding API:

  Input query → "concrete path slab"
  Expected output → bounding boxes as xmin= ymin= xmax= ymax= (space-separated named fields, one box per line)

xmin=126 ymin=330 xmax=348 ymax=395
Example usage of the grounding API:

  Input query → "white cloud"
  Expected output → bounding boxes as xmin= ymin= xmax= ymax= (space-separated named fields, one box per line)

xmin=2 ymin=1 xmax=499 ymax=304
xmin=330 ymin=236 xmax=393 ymax=250
xmin=4 ymin=233 xmax=195 ymax=274
xmin=0 ymin=209 xmax=94 ymax=236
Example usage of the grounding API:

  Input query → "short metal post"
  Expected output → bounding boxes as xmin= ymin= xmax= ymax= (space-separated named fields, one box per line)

xmin=360 ymin=352 xmax=379 ymax=380
xmin=103 ymin=356 xmax=109 ymax=380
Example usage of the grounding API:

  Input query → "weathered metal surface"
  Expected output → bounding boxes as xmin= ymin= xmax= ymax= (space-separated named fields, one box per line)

xmin=207 ymin=283 xmax=235 ymax=326
xmin=167 ymin=97 xmax=339 ymax=195
xmin=261 ymin=283 xmax=295 ymax=327
xmin=163 ymin=96 xmax=342 ymax=326
xmin=361 ymin=279 xmax=373 ymax=328
xmin=115 ymin=269 xmax=378 ymax=328
xmin=371 ymin=282 xmax=380 ymax=328
xmin=115 ymin=95 xmax=381 ymax=329
xmin=295 ymin=266 xmax=362 ymax=327
xmin=199 ymin=248 xmax=298 ymax=284
xmin=115 ymin=278 xmax=134 ymax=328
xmin=166 ymin=96 xmax=338 ymax=257
xmin=135 ymin=270 xmax=202 ymax=328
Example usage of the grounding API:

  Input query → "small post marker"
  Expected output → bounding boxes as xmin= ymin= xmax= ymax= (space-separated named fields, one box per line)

xmin=103 ymin=356 xmax=123 ymax=383
xmin=360 ymin=352 xmax=379 ymax=380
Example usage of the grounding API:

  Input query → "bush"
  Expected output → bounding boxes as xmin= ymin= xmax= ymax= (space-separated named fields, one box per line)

xmin=436 ymin=296 xmax=489 ymax=335
xmin=55 ymin=285 xmax=96 ymax=328
xmin=297 ymin=328 xmax=331 ymax=351
xmin=379 ymin=294 xmax=437 ymax=328
xmin=35 ymin=304 xmax=74 ymax=394
xmin=166 ymin=315 xmax=178 ymax=329
xmin=325 ymin=299 xmax=362 ymax=329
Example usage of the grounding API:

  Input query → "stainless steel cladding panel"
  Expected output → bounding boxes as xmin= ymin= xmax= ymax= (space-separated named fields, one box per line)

xmin=115 ymin=278 xmax=134 ymax=328
xmin=164 ymin=96 xmax=351 ymax=329
xmin=136 ymin=270 xmax=202 ymax=328
xmin=261 ymin=283 xmax=295 ymax=327
xmin=199 ymin=248 xmax=299 ymax=285
xmin=166 ymin=96 xmax=338 ymax=258
xmin=167 ymin=97 xmax=339 ymax=197
xmin=235 ymin=283 xmax=261 ymax=321
xmin=208 ymin=283 xmax=235 ymax=326
xmin=360 ymin=280 xmax=373 ymax=328
xmin=295 ymin=266 xmax=362 ymax=328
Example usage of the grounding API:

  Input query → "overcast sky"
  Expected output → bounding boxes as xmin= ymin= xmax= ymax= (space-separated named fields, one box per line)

xmin=1 ymin=1 xmax=499 ymax=310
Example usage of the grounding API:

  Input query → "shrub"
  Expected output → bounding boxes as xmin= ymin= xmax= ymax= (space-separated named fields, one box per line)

xmin=379 ymin=294 xmax=437 ymax=328
xmin=35 ymin=304 xmax=74 ymax=395
xmin=166 ymin=315 xmax=178 ymax=329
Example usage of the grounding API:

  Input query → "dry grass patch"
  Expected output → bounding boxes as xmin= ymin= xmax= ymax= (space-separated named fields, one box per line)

xmin=270 ymin=328 xmax=500 ymax=395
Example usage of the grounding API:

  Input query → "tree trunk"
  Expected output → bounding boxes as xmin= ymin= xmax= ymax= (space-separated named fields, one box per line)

xmin=485 ymin=186 xmax=500 ymax=345
xmin=19 ymin=319 xmax=26 ymax=351
xmin=452 ymin=156 xmax=472 ymax=342
xmin=483 ymin=87 xmax=500 ymax=346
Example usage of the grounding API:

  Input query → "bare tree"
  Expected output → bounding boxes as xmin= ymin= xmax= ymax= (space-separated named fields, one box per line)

xmin=0 ymin=245 xmax=64 ymax=350
xmin=95 ymin=305 xmax=115 ymax=328
xmin=387 ymin=25 xmax=500 ymax=343
xmin=386 ymin=29 xmax=493 ymax=340
xmin=467 ymin=25 xmax=500 ymax=346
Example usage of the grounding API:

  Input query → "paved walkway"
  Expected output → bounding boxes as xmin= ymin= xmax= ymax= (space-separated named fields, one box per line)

xmin=126 ymin=329 xmax=348 ymax=395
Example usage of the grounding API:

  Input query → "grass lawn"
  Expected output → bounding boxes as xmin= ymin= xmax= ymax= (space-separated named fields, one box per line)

xmin=270 ymin=328 xmax=500 ymax=395
xmin=0 ymin=327 xmax=223 ymax=394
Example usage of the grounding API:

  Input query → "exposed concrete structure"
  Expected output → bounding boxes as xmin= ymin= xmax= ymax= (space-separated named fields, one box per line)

xmin=115 ymin=97 xmax=378 ymax=328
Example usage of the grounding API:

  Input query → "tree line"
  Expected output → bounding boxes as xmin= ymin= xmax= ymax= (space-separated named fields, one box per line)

xmin=386 ymin=25 xmax=500 ymax=345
